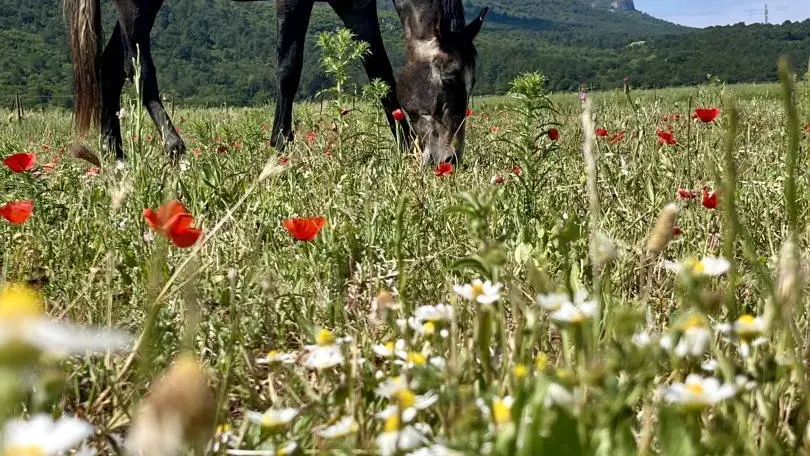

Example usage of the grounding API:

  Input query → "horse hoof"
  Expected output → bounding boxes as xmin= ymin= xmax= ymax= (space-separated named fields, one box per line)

xmin=165 ymin=135 xmax=186 ymax=159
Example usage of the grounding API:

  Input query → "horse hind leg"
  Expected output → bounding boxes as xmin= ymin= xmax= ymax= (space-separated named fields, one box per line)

xmin=271 ymin=0 xmax=316 ymax=149
xmin=113 ymin=0 xmax=185 ymax=159
xmin=100 ymin=23 xmax=128 ymax=159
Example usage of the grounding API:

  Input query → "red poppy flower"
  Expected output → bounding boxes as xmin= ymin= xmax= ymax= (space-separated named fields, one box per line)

xmin=490 ymin=126 xmax=500 ymax=134
xmin=192 ymin=147 xmax=202 ymax=157
xmin=217 ymin=144 xmax=229 ymax=153
xmin=609 ymin=131 xmax=625 ymax=144
xmin=434 ymin=162 xmax=454 ymax=177
xmin=595 ymin=128 xmax=609 ymax=138
xmin=672 ymin=226 xmax=683 ymax=236
xmin=492 ymin=175 xmax=504 ymax=184
xmin=0 ymin=200 xmax=34 ymax=224
xmin=657 ymin=130 xmax=677 ymax=145
xmin=702 ymin=187 xmax=718 ymax=209
xmin=143 ymin=200 xmax=203 ymax=248
xmin=673 ymin=114 xmax=682 ymax=121
xmin=465 ymin=108 xmax=472 ymax=117
xmin=86 ymin=167 xmax=101 ymax=177
xmin=693 ymin=108 xmax=720 ymax=123
xmin=279 ymin=156 xmax=289 ymax=166
xmin=512 ymin=166 xmax=522 ymax=176
xmin=306 ymin=131 xmax=317 ymax=145
xmin=392 ymin=109 xmax=406 ymax=122
xmin=283 ymin=217 xmax=327 ymax=242
xmin=677 ymin=188 xmax=697 ymax=199
xmin=3 ymin=153 xmax=36 ymax=173
xmin=548 ymin=128 xmax=560 ymax=141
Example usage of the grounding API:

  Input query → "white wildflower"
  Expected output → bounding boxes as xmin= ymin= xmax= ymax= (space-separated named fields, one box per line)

xmin=663 ymin=374 xmax=735 ymax=409
xmin=1 ymin=414 xmax=93 ymax=455
xmin=453 ymin=279 xmax=502 ymax=305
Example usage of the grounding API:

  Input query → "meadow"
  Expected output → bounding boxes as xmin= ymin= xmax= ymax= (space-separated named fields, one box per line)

xmin=2 ymin=42 xmax=810 ymax=454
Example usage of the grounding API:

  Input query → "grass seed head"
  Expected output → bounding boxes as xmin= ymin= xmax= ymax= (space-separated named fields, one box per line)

xmin=645 ymin=203 xmax=679 ymax=254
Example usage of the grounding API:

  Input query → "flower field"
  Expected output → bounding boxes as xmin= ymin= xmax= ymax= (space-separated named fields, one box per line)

xmin=3 ymin=54 xmax=810 ymax=455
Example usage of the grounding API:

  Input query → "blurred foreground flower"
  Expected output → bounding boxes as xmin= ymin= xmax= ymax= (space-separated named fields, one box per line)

xmin=1 ymin=414 xmax=93 ymax=455
xmin=376 ymin=416 xmax=429 ymax=456
xmin=143 ymin=200 xmax=203 ymax=248
xmin=664 ymin=257 xmax=730 ymax=278
xmin=301 ymin=328 xmax=344 ymax=370
xmin=693 ymin=107 xmax=720 ymax=123
xmin=453 ymin=279 xmax=501 ymax=305
xmin=656 ymin=130 xmax=677 ymax=145
xmin=246 ymin=408 xmax=299 ymax=430
xmin=0 ymin=283 xmax=130 ymax=365
xmin=660 ymin=314 xmax=711 ymax=358
xmin=127 ymin=354 xmax=216 ymax=456
xmin=315 ymin=416 xmax=359 ymax=439
xmin=702 ymin=187 xmax=718 ymax=209
xmin=663 ymin=374 xmax=735 ymax=409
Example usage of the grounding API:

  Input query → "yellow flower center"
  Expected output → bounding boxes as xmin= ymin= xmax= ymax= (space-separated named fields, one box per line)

xmin=384 ymin=341 xmax=395 ymax=352
xmin=686 ymin=383 xmax=705 ymax=395
xmin=513 ymin=364 xmax=528 ymax=378
xmin=423 ymin=322 xmax=436 ymax=336
xmin=4 ymin=446 xmax=45 ymax=456
xmin=397 ymin=389 xmax=416 ymax=409
xmin=684 ymin=257 xmax=705 ymax=275
xmin=266 ymin=350 xmax=280 ymax=359
xmin=534 ymin=353 xmax=549 ymax=371
xmin=384 ymin=414 xmax=400 ymax=433
xmin=471 ymin=282 xmax=485 ymax=299
xmin=737 ymin=314 xmax=755 ymax=325
xmin=0 ymin=284 xmax=44 ymax=320
xmin=407 ymin=352 xmax=426 ymax=366
xmin=216 ymin=424 xmax=231 ymax=435
xmin=316 ymin=329 xmax=335 ymax=346
xmin=492 ymin=399 xmax=511 ymax=425
xmin=680 ymin=314 xmax=705 ymax=330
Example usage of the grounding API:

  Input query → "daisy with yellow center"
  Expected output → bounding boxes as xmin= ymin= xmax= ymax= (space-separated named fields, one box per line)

xmin=315 ymin=416 xmax=359 ymax=439
xmin=492 ymin=396 xmax=513 ymax=426
xmin=660 ymin=314 xmax=712 ymax=358
xmin=256 ymin=349 xmax=296 ymax=365
xmin=663 ymin=374 xmax=735 ymax=409
xmin=245 ymin=407 xmax=299 ymax=430
xmin=0 ymin=283 xmax=131 ymax=365
xmin=376 ymin=388 xmax=438 ymax=423
xmin=663 ymin=257 xmax=730 ymax=277
xmin=1 ymin=415 xmax=93 ymax=456
xmin=316 ymin=328 xmax=336 ymax=346
xmin=549 ymin=299 xmax=596 ymax=327
xmin=372 ymin=340 xmax=404 ymax=358
xmin=732 ymin=314 xmax=766 ymax=340
xmin=453 ymin=279 xmax=502 ymax=305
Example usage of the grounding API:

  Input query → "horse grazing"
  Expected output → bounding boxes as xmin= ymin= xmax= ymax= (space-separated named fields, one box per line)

xmin=63 ymin=0 xmax=487 ymax=165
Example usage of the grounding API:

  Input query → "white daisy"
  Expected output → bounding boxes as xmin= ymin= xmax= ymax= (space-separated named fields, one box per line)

xmin=661 ymin=314 xmax=711 ymax=358
xmin=1 ymin=414 xmax=94 ymax=455
xmin=276 ymin=441 xmax=298 ymax=455
xmin=375 ymin=416 xmax=429 ymax=456
xmin=256 ymin=350 xmax=296 ymax=366
xmin=730 ymin=314 xmax=767 ymax=340
xmin=301 ymin=345 xmax=344 ymax=370
xmin=315 ymin=416 xmax=359 ymax=439
xmin=545 ymin=383 xmax=579 ymax=408
xmin=453 ymin=280 xmax=502 ymax=305
xmin=245 ymin=408 xmax=299 ymax=430
xmin=536 ymin=290 xmax=589 ymax=312
xmin=375 ymin=376 xmax=411 ymax=399
xmin=662 ymin=374 xmax=735 ymax=409
xmin=549 ymin=301 xmax=597 ymax=326
xmin=663 ymin=257 xmax=730 ymax=277
xmin=0 ymin=283 xmax=131 ymax=364
xmin=406 ymin=444 xmax=462 ymax=456
xmin=372 ymin=340 xmax=405 ymax=358
xmin=376 ymin=390 xmax=438 ymax=423
xmin=413 ymin=304 xmax=454 ymax=325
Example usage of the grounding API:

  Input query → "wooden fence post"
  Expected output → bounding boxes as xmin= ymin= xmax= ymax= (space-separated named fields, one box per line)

xmin=15 ymin=93 xmax=23 ymax=121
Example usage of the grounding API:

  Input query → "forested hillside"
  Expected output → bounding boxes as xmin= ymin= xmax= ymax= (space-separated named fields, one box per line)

xmin=2 ymin=0 xmax=810 ymax=108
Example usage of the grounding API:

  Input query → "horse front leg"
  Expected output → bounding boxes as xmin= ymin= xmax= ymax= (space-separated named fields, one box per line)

xmin=100 ymin=23 xmax=128 ymax=160
xmin=271 ymin=0 xmax=316 ymax=149
xmin=113 ymin=0 xmax=185 ymax=159
xmin=329 ymin=0 xmax=410 ymax=145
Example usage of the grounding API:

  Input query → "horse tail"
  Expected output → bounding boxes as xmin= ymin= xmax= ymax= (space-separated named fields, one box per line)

xmin=64 ymin=0 xmax=102 ymax=137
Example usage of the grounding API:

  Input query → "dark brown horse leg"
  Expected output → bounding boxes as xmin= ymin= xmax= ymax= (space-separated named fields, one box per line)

xmin=113 ymin=0 xmax=185 ymax=158
xmin=270 ymin=0 xmax=316 ymax=149
xmin=329 ymin=0 xmax=410 ymax=144
xmin=100 ymin=23 xmax=128 ymax=159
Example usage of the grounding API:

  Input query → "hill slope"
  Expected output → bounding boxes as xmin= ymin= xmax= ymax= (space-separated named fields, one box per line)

xmin=1 ymin=0 xmax=809 ymax=108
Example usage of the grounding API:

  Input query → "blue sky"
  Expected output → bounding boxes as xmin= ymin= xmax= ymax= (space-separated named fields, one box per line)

xmin=634 ymin=0 xmax=810 ymax=28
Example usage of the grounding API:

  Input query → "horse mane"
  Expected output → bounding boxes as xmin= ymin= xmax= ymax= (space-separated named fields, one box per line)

xmin=440 ymin=0 xmax=465 ymax=34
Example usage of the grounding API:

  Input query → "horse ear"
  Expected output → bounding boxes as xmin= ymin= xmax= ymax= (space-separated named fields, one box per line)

xmin=464 ymin=7 xmax=489 ymax=41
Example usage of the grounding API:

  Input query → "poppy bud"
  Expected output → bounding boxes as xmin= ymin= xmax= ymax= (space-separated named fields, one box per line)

xmin=645 ymin=203 xmax=679 ymax=254
xmin=392 ymin=109 xmax=406 ymax=122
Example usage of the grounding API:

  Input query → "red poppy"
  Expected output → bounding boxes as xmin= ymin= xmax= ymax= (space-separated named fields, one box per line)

xmin=465 ymin=108 xmax=472 ymax=118
xmin=595 ymin=128 xmax=609 ymax=138
xmin=672 ymin=226 xmax=683 ymax=236
xmin=677 ymin=188 xmax=697 ymax=199
xmin=192 ymin=147 xmax=202 ymax=157
xmin=702 ymin=187 xmax=718 ymax=209
xmin=306 ymin=131 xmax=317 ymax=145
xmin=693 ymin=108 xmax=720 ymax=123
xmin=609 ymin=131 xmax=625 ymax=144
xmin=3 ymin=153 xmax=36 ymax=173
xmin=0 ymin=200 xmax=34 ymax=224
xmin=217 ymin=144 xmax=229 ymax=153
xmin=279 ymin=156 xmax=289 ymax=166
xmin=86 ymin=167 xmax=101 ymax=177
xmin=673 ymin=114 xmax=682 ymax=121
xmin=490 ymin=126 xmax=500 ymax=134
xmin=512 ymin=166 xmax=522 ymax=176
xmin=283 ymin=217 xmax=327 ymax=242
xmin=657 ymin=130 xmax=677 ymax=145
xmin=434 ymin=162 xmax=454 ymax=177
xmin=392 ymin=109 xmax=406 ymax=122
xmin=548 ymin=128 xmax=560 ymax=141
xmin=492 ymin=175 xmax=504 ymax=184
xmin=143 ymin=200 xmax=203 ymax=248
